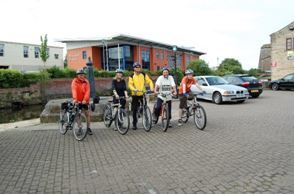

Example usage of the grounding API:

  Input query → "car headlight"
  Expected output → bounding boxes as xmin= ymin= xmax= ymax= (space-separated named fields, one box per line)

xmin=223 ymin=91 xmax=234 ymax=95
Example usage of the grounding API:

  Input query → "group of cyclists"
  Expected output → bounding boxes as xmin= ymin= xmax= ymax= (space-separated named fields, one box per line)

xmin=71 ymin=62 xmax=204 ymax=135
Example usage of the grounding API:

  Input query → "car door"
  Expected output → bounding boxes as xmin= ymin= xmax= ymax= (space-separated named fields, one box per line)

xmin=281 ymin=74 xmax=294 ymax=89
xmin=196 ymin=77 xmax=210 ymax=100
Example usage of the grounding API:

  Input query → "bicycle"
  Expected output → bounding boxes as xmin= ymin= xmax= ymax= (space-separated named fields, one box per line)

xmin=59 ymin=101 xmax=88 ymax=141
xmin=103 ymin=97 xmax=130 ymax=135
xmin=180 ymin=93 xmax=207 ymax=130
xmin=152 ymin=92 xmax=174 ymax=132
xmin=131 ymin=90 xmax=153 ymax=132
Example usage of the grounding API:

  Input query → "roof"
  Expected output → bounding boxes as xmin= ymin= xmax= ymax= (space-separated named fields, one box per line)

xmin=270 ymin=21 xmax=294 ymax=36
xmin=0 ymin=40 xmax=63 ymax=49
xmin=60 ymin=34 xmax=205 ymax=55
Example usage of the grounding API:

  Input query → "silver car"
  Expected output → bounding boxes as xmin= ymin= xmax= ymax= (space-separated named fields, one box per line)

xmin=192 ymin=76 xmax=249 ymax=104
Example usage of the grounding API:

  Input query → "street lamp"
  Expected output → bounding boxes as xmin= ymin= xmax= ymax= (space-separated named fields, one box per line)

xmin=86 ymin=57 xmax=98 ymax=111
xmin=172 ymin=45 xmax=178 ymax=98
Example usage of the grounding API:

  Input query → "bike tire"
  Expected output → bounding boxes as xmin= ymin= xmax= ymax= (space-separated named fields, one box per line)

xmin=103 ymin=105 xmax=113 ymax=128
xmin=73 ymin=113 xmax=88 ymax=141
xmin=193 ymin=105 xmax=207 ymax=130
xmin=152 ymin=103 xmax=159 ymax=124
xmin=161 ymin=105 xmax=170 ymax=132
xmin=142 ymin=106 xmax=152 ymax=132
xmin=181 ymin=107 xmax=190 ymax=123
xmin=115 ymin=108 xmax=129 ymax=135
xmin=59 ymin=110 xmax=69 ymax=135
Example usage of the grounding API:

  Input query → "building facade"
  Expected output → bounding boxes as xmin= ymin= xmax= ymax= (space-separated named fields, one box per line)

xmin=0 ymin=41 xmax=63 ymax=72
xmin=61 ymin=35 xmax=205 ymax=71
xmin=270 ymin=22 xmax=294 ymax=80
xmin=258 ymin=44 xmax=272 ymax=72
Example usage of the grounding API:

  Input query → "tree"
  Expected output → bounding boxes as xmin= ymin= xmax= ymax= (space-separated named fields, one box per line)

xmin=248 ymin=68 xmax=263 ymax=77
xmin=218 ymin=58 xmax=244 ymax=75
xmin=188 ymin=59 xmax=213 ymax=76
xmin=40 ymin=34 xmax=49 ymax=69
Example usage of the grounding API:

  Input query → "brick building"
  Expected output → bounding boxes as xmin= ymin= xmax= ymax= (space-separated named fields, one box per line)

xmin=61 ymin=34 xmax=205 ymax=71
xmin=258 ymin=44 xmax=271 ymax=72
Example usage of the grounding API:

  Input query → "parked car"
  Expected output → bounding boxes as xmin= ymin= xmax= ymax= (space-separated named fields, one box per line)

xmin=270 ymin=73 xmax=294 ymax=91
xmin=223 ymin=74 xmax=263 ymax=98
xmin=192 ymin=76 xmax=249 ymax=104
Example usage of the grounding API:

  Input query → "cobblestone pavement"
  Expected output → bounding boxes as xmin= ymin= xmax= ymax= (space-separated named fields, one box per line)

xmin=1 ymin=90 xmax=294 ymax=194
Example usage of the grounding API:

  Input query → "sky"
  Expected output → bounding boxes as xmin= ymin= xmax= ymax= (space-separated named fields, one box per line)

xmin=1 ymin=0 xmax=293 ymax=70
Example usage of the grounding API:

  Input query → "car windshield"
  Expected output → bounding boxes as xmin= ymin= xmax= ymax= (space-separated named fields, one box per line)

xmin=241 ymin=76 xmax=257 ymax=82
xmin=206 ymin=77 xmax=228 ymax=85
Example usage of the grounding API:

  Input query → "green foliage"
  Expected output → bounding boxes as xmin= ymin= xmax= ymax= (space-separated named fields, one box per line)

xmin=170 ymin=68 xmax=184 ymax=84
xmin=0 ymin=69 xmax=49 ymax=88
xmin=248 ymin=68 xmax=263 ymax=77
xmin=46 ymin=66 xmax=75 ymax=78
xmin=217 ymin=58 xmax=244 ymax=75
xmin=188 ymin=59 xmax=213 ymax=76
xmin=40 ymin=34 xmax=49 ymax=66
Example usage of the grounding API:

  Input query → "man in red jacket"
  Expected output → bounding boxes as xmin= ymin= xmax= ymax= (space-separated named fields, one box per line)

xmin=71 ymin=68 xmax=92 ymax=135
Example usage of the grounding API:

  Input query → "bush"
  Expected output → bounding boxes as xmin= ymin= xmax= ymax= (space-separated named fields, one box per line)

xmin=0 ymin=69 xmax=24 ymax=88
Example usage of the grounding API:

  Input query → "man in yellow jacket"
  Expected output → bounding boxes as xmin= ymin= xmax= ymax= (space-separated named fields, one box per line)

xmin=128 ymin=62 xmax=154 ymax=130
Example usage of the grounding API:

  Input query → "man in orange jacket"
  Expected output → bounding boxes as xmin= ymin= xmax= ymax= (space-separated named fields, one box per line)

xmin=71 ymin=68 xmax=92 ymax=135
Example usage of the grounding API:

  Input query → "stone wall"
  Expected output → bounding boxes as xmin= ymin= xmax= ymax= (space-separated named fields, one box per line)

xmin=271 ymin=22 xmax=294 ymax=80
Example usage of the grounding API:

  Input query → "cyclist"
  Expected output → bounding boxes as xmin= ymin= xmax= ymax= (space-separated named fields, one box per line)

xmin=178 ymin=69 xmax=204 ymax=126
xmin=128 ymin=62 xmax=154 ymax=130
xmin=112 ymin=69 xmax=128 ymax=109
xmin=153 ymin=67 xmax=177 ymax=127
xmin=71 ymin=68 xmax=92 ymax=135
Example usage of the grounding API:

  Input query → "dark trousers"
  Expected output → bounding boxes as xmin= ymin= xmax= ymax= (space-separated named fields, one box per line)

xmin=154 ymin=98 xmax=172 ymax=119
xmin=131 ymin=96 xmax=143 ymax=126
xmin=113 ymin=97 xmax=126 ymax=109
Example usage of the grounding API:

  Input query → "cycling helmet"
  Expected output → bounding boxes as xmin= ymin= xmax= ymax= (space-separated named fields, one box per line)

xmin=133 ymin=62 xmax=141 ymax=68
xmin=185 ymin=69 xmax=194 ymax=75
xmin=76 ymin=68 xmax=86 ymax=75
xmin=115 ymin=69 xmax=124 ymax=74
xmin=162 ymin=67 xmax=170 ymax=72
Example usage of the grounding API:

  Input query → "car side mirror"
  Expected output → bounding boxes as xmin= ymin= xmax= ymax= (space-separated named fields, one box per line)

xmin=202 ymin=83 xmax=208 ymax=86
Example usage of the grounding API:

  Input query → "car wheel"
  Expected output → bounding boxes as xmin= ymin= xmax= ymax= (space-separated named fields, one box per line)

xmin=271 ymin=83 xmax=279 ymax=91
xmin=213 ymin=92 xmax=222 ymax=104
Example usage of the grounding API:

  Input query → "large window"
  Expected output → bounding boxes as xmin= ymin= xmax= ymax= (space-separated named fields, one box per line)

xmin=286 ymin=38 xmax=293 ymax=50
xmin=23 ymin=46 xmax=29 ymax=58
xmin=0 ymin=44 xmax=4 ymax=57
xmin=34 ymin=47 xmax=40 ymax=58
xmin=141 ymin=50 xmax=150 ymax=69
xmin=107 ymin=46 xmax=134 ymax=70
xmin=185 ymin=55 xmax=190 ymax=66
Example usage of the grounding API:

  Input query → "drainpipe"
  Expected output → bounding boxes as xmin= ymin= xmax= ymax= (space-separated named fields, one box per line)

xmin=118 ymin=43 xmax=120 ymax=69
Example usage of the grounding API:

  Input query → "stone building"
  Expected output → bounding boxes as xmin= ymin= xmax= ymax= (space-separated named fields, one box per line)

xmin=270 ymin=21 xmax=294 ymax=80
xmin=258 ymin=44 xmax=271 ymax=72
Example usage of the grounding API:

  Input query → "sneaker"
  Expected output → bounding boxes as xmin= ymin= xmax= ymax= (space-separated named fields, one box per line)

xmin=132 ymin=125 xmax=137 ymax=130
xmin=76 ymin=128 xmax=83 ymax=136
xmin=87 ymin=128 xmax=93 ymax=135
xmin=178 ymin=119 xmax=183 ymax=126
xmin=168 ymin=123 xmax=173 ymax=128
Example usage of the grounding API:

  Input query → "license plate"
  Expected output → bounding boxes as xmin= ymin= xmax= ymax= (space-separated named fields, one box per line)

xmin=251 ymin=90 xmax=259 ymax=93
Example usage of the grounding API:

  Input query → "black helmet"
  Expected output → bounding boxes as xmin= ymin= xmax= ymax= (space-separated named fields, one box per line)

xmin=162 ymin=67 xmax=170 ymax=72
xmin=133 ymin=62 xmax=141 ymax=68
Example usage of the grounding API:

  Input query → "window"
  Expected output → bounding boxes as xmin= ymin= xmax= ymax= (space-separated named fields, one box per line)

xmin=197 ymin=77 xmax=207 ymax=86
xmin=54 ymin=54 xmax=59 ymax=59
xmin=283 ymin=74 xmax=294 ymax=80
xmin=82 ymin=51 xmax=87 ymax=59
xmin=156 ymin=51 xmax=160 ymax=59
xmin=34 ymin=47 xmax=40 ymax=58
xmin=186 ymin=55 xmax=190 ymax=66
xmin=23 ymin=46 xmax=29 ymax=58
xmin=286 ymin=38 xmax=292 ymax=50
xmin=46 ymin=48 xmax=50 ymax=57
xmin=0 ymin=44 xmax=4 ymax=57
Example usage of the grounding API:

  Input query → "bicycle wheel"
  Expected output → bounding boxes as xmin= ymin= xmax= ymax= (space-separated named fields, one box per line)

xmin=193 ymin=105 xmax=207 ymax=130
xmin=161 ymin=105 xmax=170 ymax=132
xmin=152 ymin=103 xmax=159 ymax=124
xmin=103 ymin=105 xmax=113 ymax=128
xmin=59 ymin=110 xmax=69 ymax=135
xmin=142 ymin=106 xmax=152 ymax=132
xmin=115 ymin=108 xmax=129 ymax=135
xmin=73 ymin=113 xmax=88 ymax=141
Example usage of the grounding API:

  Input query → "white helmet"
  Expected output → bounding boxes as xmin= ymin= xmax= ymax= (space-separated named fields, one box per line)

xmin=185 ymin=69 xmax=194 ymax=75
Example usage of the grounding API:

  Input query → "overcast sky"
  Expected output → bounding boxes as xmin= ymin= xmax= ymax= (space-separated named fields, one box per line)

xmin=1 ymin=0 xmax=293 ymax=69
